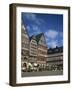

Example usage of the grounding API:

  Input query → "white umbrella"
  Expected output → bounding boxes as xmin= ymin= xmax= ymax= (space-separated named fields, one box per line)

xmin=27 ymin=63 xmax=33 ymax=67
xmin=34 ymin=63 xmax=38 ymax=66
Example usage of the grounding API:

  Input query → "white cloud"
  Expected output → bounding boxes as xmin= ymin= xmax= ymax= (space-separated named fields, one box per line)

xmin=25 ymin=13 xmax=36 ymax=21
xmin=35 ymin=18 xmax=45 ymax=25
xmin=48 ymin=40 xmax=58 ymax=48
xmin=26 ymin=24 xmax=41 ymax=36
xmin=32 ymin=25 xmax=41 ymax=34
xmin=45 ymin=38 xmax=50 ymax=42
xmin=24 ymin=13 xmax=45 ymax=26
xmin=45 ymin=30 xmax=58 ymax=39
xmin=60 ymin=32 xmax=63 ymax=38
xmin=26 ymin=25 xmax=31 ymax=31
xmin=32 ymin=25 xmax=39 ymax=31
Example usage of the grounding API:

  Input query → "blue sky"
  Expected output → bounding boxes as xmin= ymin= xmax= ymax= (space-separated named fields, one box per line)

xmin=22 ymin=12 xmax=63 ymax=48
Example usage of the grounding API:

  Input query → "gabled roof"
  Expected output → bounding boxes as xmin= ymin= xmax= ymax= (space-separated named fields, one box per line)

xmin=48 ymin=46 xmax=63 ymax=54
xmin=29 ymin=35 xmax=36 ymax=41
xmin=21 ymin=21 xmax=30 ymax=39
xmin=35 ymin=33 xmax=44 ymax=44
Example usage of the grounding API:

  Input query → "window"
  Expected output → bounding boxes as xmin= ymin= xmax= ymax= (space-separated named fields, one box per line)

xmin=21 ymin=50 xmax=29 ymax=55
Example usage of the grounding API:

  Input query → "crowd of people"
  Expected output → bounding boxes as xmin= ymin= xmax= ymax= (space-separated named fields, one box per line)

xmin=22 ymin=62 xmax=63 ymax=72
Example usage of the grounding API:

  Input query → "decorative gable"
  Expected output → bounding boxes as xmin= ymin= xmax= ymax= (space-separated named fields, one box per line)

xmin=21 ymin=23 xmax=29 ymax=39
xmin=39 ymin=34 xmax=46 ymax=46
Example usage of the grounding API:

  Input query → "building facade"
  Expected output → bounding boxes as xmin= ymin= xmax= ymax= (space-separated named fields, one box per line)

xmin=29 ymin=35 xmax=38 ymax=64
xmin=21 ymin=23 xmax=30 ymax=71
xmin=36 ymin=33 xmax=48 ymax=68
xmin=46 ymin=46 xmax=63 ymax=71
xmin=21 ymin=23 xmax=63 ymax=72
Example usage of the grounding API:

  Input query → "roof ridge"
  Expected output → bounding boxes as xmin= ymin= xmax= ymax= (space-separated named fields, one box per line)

xmin=35 ymin=33 xmax=44 ymax=43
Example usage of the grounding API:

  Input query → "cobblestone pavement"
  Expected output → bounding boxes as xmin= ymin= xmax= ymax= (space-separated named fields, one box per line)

xmin=22 ymin=70 xmax=63 ymax=77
